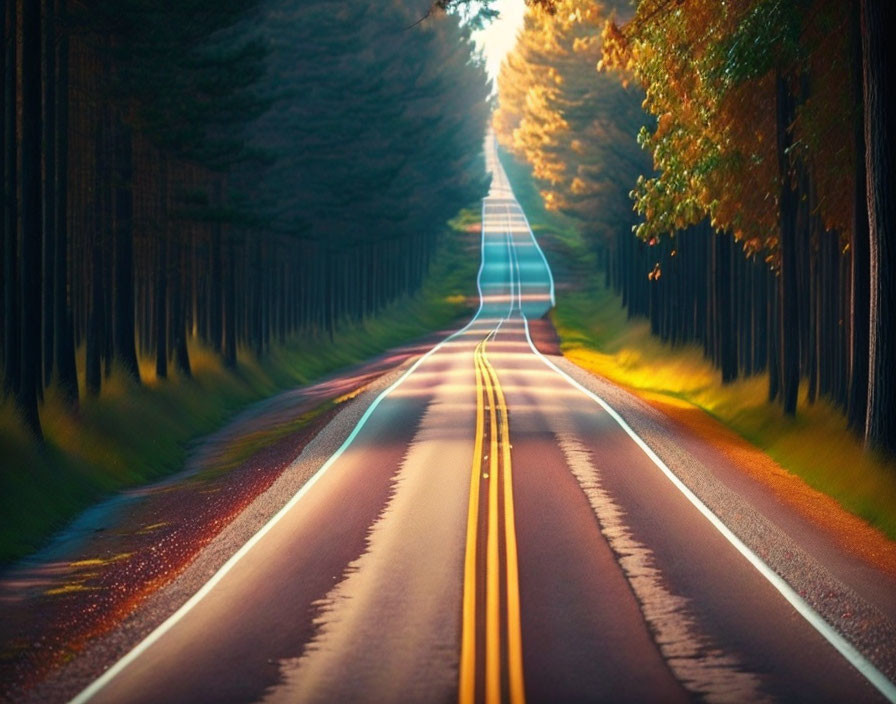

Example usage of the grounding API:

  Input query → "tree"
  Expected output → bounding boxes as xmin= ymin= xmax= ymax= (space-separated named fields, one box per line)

xmin=19 ymin=0 xmax=44 ymax=436
xmin=861 ymin=0 xmax=895 ymax=456
xmin=501 ymin=0 xmax=891 ymax=448
xmin=1 ymin=0 xmax=490 ymax=432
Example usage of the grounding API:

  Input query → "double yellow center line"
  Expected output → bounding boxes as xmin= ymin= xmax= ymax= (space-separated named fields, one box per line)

xmin=459 ymin=331 xmax=525 ymax=704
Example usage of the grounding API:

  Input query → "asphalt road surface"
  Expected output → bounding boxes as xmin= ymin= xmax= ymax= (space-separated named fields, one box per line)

xmin=70 ymin=136 xmax=895 ymax=704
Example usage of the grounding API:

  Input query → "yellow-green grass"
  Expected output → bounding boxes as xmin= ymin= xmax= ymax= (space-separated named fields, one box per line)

xmin=0 ymin=211 xmax=480 ymax=564
xmin=497 ymin=146 xmax=896 ymax=541
xmin=192 ymin=402 xmax=339 ymax=482
xmin=553 ymin=285 xmax=896 ymax=540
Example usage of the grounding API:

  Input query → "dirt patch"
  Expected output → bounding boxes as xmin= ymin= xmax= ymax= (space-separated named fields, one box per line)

xmin=626 ymin=388 xmax=896 ymax=580
xmin=0 ymin=401 xmax=342 ymax=701
xmin=527 ymin=315 xmax=561 ymax=356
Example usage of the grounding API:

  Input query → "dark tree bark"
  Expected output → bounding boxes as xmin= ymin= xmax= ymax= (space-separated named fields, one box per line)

xmin=100 ymin=81 xmax=113 ymax=379
xmin=87 ymin=97 xmax=110 ymax=395
xmin=715 ymin=231 xmax=737 ymax=384
xmin=223 ymin=233 xmax=236 ymax=367
xmin=19 ymin=0 xmax=43 ymax=436
xmin=52 ymin=3 xmax=77 ymax=403
xmin=776 ymin=72 xmax=800 ymax=416
xmin=41 ymin=0 xmax=56 ymax=387
xmin=861 ymin=0 xmax=896 ymax=456
xmin=155 ymin=156 xmax=169 ymax=380
xmin=209 ymin=180 xmax=223 ymax=353
xmin=847 ymin=0 xmax=870 ymax=434
xmin=806 ymin=211 xmax=818 ymax=403
xmin=154 ymin=234 xmax=168 ymax=380
xmin=85 ymin=237 xmax=103 ymax=396
xmin=768 ymin=268 xmax=780 ymax=402
xmin=113 ymin=116 xmax=140 ymax=380
xmin=172 ymin=238 xmax=191 ymax=377
xmin=2 ymin=0 xmax=18 ymax=398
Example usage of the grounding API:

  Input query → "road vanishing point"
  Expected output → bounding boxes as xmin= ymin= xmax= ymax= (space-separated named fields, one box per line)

xmin=70 ymin=136 xmax=896 ymax=704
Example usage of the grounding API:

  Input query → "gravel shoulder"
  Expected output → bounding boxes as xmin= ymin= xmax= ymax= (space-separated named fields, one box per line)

xmin=8 ymin=320 xmax=896 ymax=701
xmin=21 ymin=360 xmax=413 ymax=704
xmin=4 ymin=334 xmax=432 ymax=704
xmin=551 ymin=353 xmax=896 ymax=683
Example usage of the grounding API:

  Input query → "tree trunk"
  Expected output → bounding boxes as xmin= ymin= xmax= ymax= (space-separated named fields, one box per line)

xmin=19 ymin=0 xmax=43 ymax=436
xmin=715 ymin=231 xmax=737 ymax=383
xmin=209 ymin=179 xmax=223 ymax=353
xmin=768 ymin=268 xmax=780 ymax=402
xmin=155 ymin=234 xmax=168 ymax=379
xmin=113 ymin=115 xmax=140 ymax=380
xmin=172 ymin=237 xmax=191 ymax=377
xmin=223 ymin=232 xmax=236 ymax=367
xmin=847 ymin=0 xmax=870 ymax=433
xmin=85 ymin=235 xmax=103 ymax=396
xmin=41 ymin=0 xmax=55 ymax=388
xmin=861 ymin=0 xmax=896 ymax=456
xmin=806 ymin=211 xmax=818 ymax=403
xmin=2 ymin=0 xmax=18 ymax=398
xmin=777 ymin=71 xmax=800 ymax=416
xmin=52 ymin=2 xmax=76 ymax=403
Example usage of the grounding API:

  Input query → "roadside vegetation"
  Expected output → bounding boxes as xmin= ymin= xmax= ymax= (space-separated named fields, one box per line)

xmin=494 ymin=0 xmax=895 ymax=538
xmin=0 ymin=211 xmax=480 ymax=565
xmin=1 ymin=0 xmax=489 ymax=564
xmin=502 ymin=147 xmax=896 ymax=541
xmin=1 ymin=1 xmax=489 ymax=440
xmin=495 ymin=0 xmax=895 ymax=459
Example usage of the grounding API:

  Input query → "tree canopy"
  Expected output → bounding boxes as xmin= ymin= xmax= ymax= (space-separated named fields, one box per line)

xmin=496 ymin=0 xmax=895 ymax=455
xmin=1 ymin=0 xmax=490 ymax=437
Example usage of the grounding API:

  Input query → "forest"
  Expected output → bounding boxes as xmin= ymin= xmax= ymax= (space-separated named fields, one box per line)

xmin=0 ymin=0 xmax=490 ymax=441
xmin=494 ymin=0 xmax=894 ymax=456
xmin=0 ymin=3 xmax=894 ymax=696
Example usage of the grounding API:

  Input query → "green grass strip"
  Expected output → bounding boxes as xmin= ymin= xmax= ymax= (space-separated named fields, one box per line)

xmin=0 ymin=210 xmax=480 ymax=565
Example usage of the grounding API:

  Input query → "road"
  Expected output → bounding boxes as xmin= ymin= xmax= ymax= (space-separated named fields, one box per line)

xmin=70 ymin=136 xmax=894 ymax=704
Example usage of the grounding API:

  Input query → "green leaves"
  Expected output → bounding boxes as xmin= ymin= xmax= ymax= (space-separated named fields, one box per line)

xmin=233 ymin=0 xmax=491 ymax=248
xmin=85 ymin=0 xmax=268 ymax=169
xmin=715 ymin=0 xmax=806 ymax=86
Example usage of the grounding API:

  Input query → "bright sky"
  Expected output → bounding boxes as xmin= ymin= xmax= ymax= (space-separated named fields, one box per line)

xmin=472 ymin=0 xmax=526 ymax=81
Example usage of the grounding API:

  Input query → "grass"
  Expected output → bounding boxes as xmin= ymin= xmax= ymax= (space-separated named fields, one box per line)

xmin=0 ymin=210 xmax=481 ymax=565
xmin=500 ymin=148 xmax=896 ymax=542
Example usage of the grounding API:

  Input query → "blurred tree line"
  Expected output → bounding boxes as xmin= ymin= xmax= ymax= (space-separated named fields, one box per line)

xmin=1 ymin=0 xmax=490 ymax=439
xmin=495 ymin=0 xmax=895 ymax=456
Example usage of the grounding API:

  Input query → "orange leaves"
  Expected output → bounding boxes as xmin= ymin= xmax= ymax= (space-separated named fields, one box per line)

xmin=654 ymin=111 xmax=674 ymax=140
xmin=616 ymin=0 xmax=858 ymax=257
xmin=618 ymin=0 xmax=790 ymax=248
xmin=597 ymin=19 xmax=633 ymax=77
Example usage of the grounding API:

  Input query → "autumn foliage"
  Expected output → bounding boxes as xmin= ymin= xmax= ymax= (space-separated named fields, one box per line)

xmin=496 ymin=0 xmax=895 ymax=455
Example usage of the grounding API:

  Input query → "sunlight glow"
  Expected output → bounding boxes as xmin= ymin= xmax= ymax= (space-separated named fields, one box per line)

xmin=473 ymin=0 xmax=526 ymax=81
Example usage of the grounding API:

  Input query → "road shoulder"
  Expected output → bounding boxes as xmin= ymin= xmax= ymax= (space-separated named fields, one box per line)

xmin=551 ymin=351 xmax=896 ymax=682
xmin=2 ymin=332 xmax=444 ymax=703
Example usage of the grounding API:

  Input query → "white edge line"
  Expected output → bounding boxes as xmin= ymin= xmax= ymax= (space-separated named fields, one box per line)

xmin=70 ymin=197 xmax=497 ymax=704
xmin=510 ymin=236 xmax=896 ymax=702
xmin=491 ymin=137 xmax=555 ymax=307
xmin=497 ymin=145 xmax=896 ymax=702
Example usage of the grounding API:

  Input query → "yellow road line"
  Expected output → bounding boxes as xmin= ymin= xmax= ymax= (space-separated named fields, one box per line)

xmin=459 ymin=331 xmax=525 ymax=704
xmin=459 ymin=340 xmax=486 ymax=704
xmin=482 ymin=340 xmax=526 ymax=704
xmin=482 ymin=339 xmax=501 ymax=704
